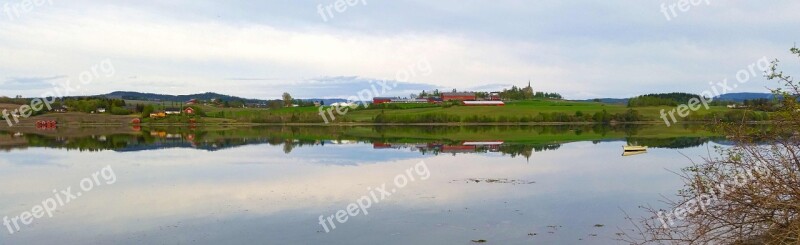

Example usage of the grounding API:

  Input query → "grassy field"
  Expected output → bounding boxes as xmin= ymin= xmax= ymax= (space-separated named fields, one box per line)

xmin=0 ymin=99 xmax=740 ymax=125
xmin=343 ymin=100 xmax=732 ymax=123
xmin=138 ymin=99 xmax=739 ymax=124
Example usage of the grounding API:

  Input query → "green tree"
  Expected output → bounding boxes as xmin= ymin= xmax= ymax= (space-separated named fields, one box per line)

xmin=282 ymin=92 xmax=293 ymax=107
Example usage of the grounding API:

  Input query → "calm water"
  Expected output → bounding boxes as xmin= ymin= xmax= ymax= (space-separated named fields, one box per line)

xmin=0 ymin=125 xmax=726 ymax=244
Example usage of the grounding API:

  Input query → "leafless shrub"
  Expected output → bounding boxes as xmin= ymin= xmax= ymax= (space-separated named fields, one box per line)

xmin=622 ymin=47 xmax=800 ymax=245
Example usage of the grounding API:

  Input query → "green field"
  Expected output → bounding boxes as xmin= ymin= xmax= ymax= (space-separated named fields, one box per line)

xmin=116 ymin=99 xmax=749 ymax=125
xmin=344 ymin=100 xmax=733 ymax=123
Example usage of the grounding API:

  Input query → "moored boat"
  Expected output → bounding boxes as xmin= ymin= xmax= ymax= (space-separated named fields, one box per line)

xmin=623 ymin=146 xmax=648 ymax=152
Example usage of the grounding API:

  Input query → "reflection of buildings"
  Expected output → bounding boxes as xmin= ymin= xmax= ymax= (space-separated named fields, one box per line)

xmin=373 ymin=141 xmax=504 ymax=155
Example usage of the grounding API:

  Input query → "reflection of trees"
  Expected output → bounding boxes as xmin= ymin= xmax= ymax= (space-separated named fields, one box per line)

xmin=0 ymin=124 xmax=728 ymax=153
xmin=499 ymin=144 xmax=561 ymax=159
xmin=626 ymin=137 xmax=715 ymax=149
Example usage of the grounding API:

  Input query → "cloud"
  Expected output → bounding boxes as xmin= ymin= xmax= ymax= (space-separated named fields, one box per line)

xmin=0 ymin=1 xmax=798 ymax=99
xmin=0 ymin=75 xmax=66 ymax=90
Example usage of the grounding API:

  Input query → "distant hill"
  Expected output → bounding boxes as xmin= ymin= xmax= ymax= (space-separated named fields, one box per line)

xmin=301 ymin=98 xmax=349 ymax=105
xmin=100 ymin=91 xmax=351 ymax=105
xmin=572 ymin=98 xmax=629 ymax=104
xmin=102 ymin=91 xmax=270 ymax=104
xmin=714 ymin=92 xmax=773 ymax=102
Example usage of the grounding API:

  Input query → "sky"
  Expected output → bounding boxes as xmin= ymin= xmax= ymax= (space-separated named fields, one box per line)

xmin=0 ymin=0 xmax=798 ymax=100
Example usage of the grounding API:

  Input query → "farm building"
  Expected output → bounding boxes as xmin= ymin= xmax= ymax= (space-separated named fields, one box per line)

xmin=373 ymin=97 xmax=395 ymax=105
xmin=441 ymin=92 xmax=477 ymax=101
xmin=165 ymin=108 xmax=181 ymax=115
xmin=373 ymin=97 xmax=430 ymax=104
xmin=490 ymin=92 xmax=502 ymax=101
xmin=462 ymin=101 xmax=505 ymax=106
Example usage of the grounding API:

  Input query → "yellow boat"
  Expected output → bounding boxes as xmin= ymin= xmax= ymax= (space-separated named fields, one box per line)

xmin=623 ymin=146 xmax=648 ymax=152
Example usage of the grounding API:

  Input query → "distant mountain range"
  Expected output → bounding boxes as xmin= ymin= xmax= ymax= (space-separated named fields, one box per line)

xmin=575 ymin=93 xmax=773 ymax=104
xmin=102 ymin=91 xmax=270 ymax=104
xmin=100 ymin=91 xmax=348 ymax=105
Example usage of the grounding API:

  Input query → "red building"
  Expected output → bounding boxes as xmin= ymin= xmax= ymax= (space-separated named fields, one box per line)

xmin=373 ymin=97 xmax=394 ymax=105
xmin=184 ymin=107 xmax=195 ymax=114
xmin=441 ymin=92 xmax=476 ymax=101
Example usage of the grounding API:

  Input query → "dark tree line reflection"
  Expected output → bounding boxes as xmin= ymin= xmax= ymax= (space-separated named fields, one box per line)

xmin=0 ymin=125 xmax=738 ymax=155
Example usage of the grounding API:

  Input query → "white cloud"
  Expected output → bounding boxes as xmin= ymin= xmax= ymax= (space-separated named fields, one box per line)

xmin=0 ymin=1 xmax=798 ymax=99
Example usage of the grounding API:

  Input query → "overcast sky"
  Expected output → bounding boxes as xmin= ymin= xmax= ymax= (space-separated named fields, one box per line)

xmin=1 ymin=0 xmax=798 ymax=100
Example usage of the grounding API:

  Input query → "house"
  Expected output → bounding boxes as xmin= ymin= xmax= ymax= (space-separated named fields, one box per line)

xmin=97 ymin=108 xmax=106 ymax=113
xmin=186 ymin=99 xmax=198 ymax=105
xmin=441 ymin=92 xmax=477 ymax=101
xmin=52 ymin=106 xmax=67 ymax=113
xmin=150 ymin=111 xmax=167 ymax=118
xmin=490 ymin=92 xmax=502 ymax=101
xmin=184 ymin=107 xmax=195 ymax=115
xmin=165 ymin=108 xmax=181 ymax=115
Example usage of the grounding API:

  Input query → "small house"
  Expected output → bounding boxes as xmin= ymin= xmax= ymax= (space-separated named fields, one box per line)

xmin=490 ymin=92 xmax=502 ymax=101
xmin=184 ymin=107 xmax=195 ymax=115
xmin=97 ymin=108 xmax=107 ymax=113
xmin=165 ymin=108 xmax=181 ymax=115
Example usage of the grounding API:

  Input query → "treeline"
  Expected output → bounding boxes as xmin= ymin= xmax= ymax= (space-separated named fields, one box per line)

xmin=63 ymin=97 xmax=131 ymax=115
xmin=741 ymin=98 xmax=778 ymax=111
xmin=0 ymin=96 xmax=28 ymax=105
xmin=498 ymin=86 xmax=563 ymax=100
xmin=628 ymin=93 xmax=703 ymax=107
xmin=373 ymin=109 xmax=644 ymax=123
xmin=684 ymin=110 xmax=771 ymax=122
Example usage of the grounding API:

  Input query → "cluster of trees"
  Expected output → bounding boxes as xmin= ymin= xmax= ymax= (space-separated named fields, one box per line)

xmin=627 ymin=92 xmax=703 ymax=107
xmin=533 ymin=92 xmax=563 ymax=99
xmin=0 ymin=95 xmax=27 ymax=105
xmin=741 ymin=98 xmax=777 ymax=111
xmin=416 ymin=86 xmax=562 ymax=101
xmin=498 ymin=85 xmax=534 ymax=100
xmin=63 ymin=97 xmax=130 ymax=115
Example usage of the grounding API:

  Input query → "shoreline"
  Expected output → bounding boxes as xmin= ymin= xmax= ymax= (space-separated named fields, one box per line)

xmin=0 ymin=120 xmax=774 ymax=129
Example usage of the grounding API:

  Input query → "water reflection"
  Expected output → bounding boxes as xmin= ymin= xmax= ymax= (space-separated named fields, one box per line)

xmin=1 ymin=125 xmax=727 ymax=156
xmin=0 ymin=125 xmax=731 ymax=244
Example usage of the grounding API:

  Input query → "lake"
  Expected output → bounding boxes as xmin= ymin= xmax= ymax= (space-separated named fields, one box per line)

xmin=0 ymin=125 xmax=728 ymax=244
